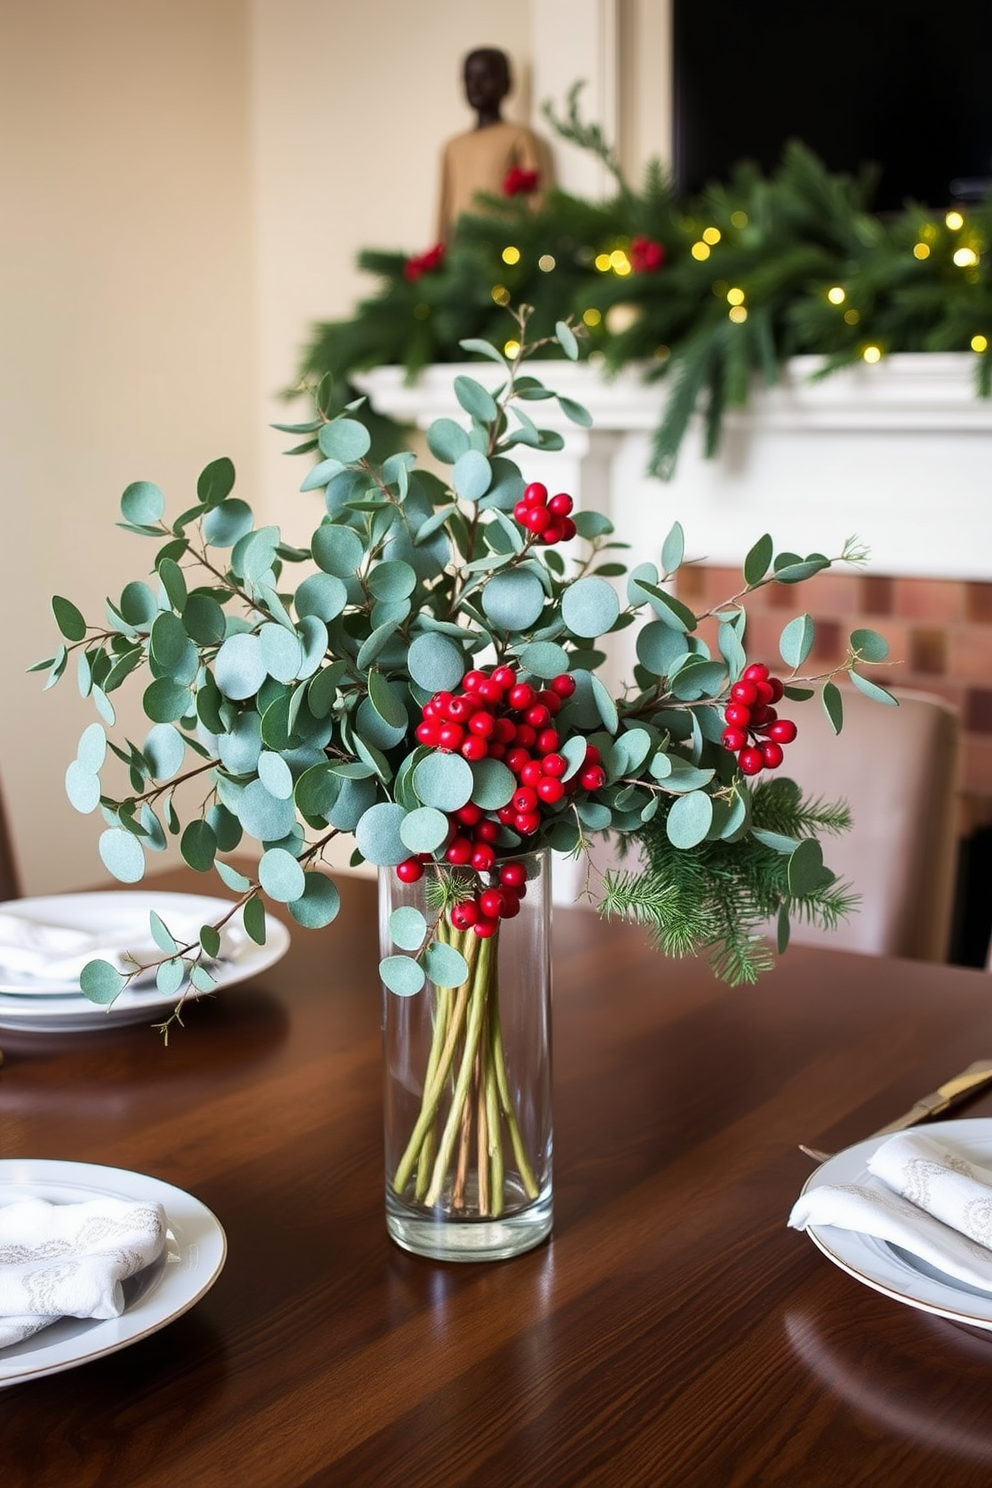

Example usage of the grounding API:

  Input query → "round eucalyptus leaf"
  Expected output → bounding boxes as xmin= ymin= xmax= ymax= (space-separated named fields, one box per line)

xmin=779 ymin=614 xmax=815 ymax=670
xmin=665 ymin=791 xmax=714 ymax=849
xmin=389 ymin=905 xmax=427 ymax=952
xmin=287 ymin=872 xmax=341 ymax=928
xmin=413 ymin=752 xmax=473 ymax=811
xmin=76 ymin=721 xmax=107 ymax=772
xmin=357 ymin=696 xmax=407 ymax=751
xmin=425 ymin=941 xmax=470 ymax=990
xmin=367 ymin=560 xmax=417 ymax=602
xmin=214 ymin=632 xmax=267 ymax=700
xmin=217 ymin=711 xmax=262 ymax=775
xmin=849 ymin=670 xmax=898 ymax=705
xmin=156 ymin=957 xmax=187 ymax=998
xmin=197 ymin=456 xmax=236 ymax=508
xmin=181 ymin=818 xmax=216 ymax=872
xmin=787 ymin=838 xmax=833 ymax=896
xmin=469 ymin=757 xmax=515 ymax=810
xmin=183 ymin=592 xmax=226 ymax=645
xmin=237 ymin=779 xmax=298 ymax=842
xmin=190 ymin=963 xmax=217 ymax=993
xmin=120 ymin=480 xmax=166 ymax=525
xmin=258 ymin=750 xmax=294 ymax=800
xmin=426 ymin=417 xmax=470 ymax=465
xmin=561 ymin=577 xmax=621 ymax=639
xmin=150 ymin=611 xmax=189 ymax=670
xmin=142 ymin=678 xmax=191 ymax=723
xmin=52 ymin=595 xmax=86 ymax=642
xmin=575 ymin=801 xmax=613 ymax=831
xmin=318 ymin=418 xmax=371 ymax=463
xmin=452 ymin=450 xmax=492 ymax=502
xmin=143 ymin=723 xmax=185 ymax=780
xmin=202 ymin=499 xmax=254 ymax=547
xmin=80 ymin=959 xmax=127 ymax=1005
xmin=295 ymin=615 xmax=328 ymax=678
xmin=119 ymin=581 xmax=157 ymax=628
xmin=295 ymin=572 xmax=348 ymax=622
xmin=380 ymin=954 xmax=426 ymax=997
xmin=368 ymin=670 xmax=408 ymax=729
xmin=259 ymin=622 xmax=304 ymax=684
xmin=239 ymin=527 xmax=280 ymax=584
xmin=311 ymin=524 xmax=364 ymax=578
xmin=636 ymin=620 xmax=689 ymax=678
xmin=157 ymin=557 xmax=187 ymax=612
xmin=99 ymin=828 xmax=145 ymax=883
xmin=517 ymin=641 xmax=570 ymax=679
xmin=454 ymin=374 xmax=499 ymax=423
xmin=258 ymin=846 xmax=306 ymax=903
xmin=850 ymin=628 xmax=890 ymax=663
xmin=482 ymin=570 xmax=545 ymax=631
xmin=65 ymin=760 xmax=100 ymax=814
xmin=399 ymin=806 xmax=449 ymax=854
xmin=326 ymin=774 xmax=377 ymax=831
xmin=205 ymin=802 xmax=242 ymax=853
xmin=407 ymin=632 xmax=465 ymax=692
xmin=243 ymin=894 xmax=267 ymax=946
xmin=354 ymin=802 xmax=409 ymax=866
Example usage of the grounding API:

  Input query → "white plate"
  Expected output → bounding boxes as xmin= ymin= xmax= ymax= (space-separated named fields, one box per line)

xmin=0 ymin=1159 xmax=226 ymax=1388
xmin=799 ymin=1118 xmax=992 ymax=1331
xmin=0 ymin=892 xmax=290 ymax=1031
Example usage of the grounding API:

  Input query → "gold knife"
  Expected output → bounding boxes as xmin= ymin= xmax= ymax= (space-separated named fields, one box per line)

xmin=870 ymin=1059 xmax=992 ymax=1136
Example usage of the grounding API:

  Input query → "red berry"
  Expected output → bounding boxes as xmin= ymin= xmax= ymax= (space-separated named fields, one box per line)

xmin=505 ymin=747 xmax=531 ymax=775
xmin=583 ymin=744 xmax=601 ymax=765
xmin=476 ymin=819 xmax=499 ymax=843
xmin=520 ymin=759 xmax=544 ymax=787
xmin=460 ymin=735 xmax=488 ymax=761
xmin=537 ymin=776 xmax=565 ymax=804
xmin=395 ymin=857 xmax=424 ymax=883
xmin=473 ymin=917 xmax=498 ymax=938
xmin=462 ymin=669 xmax=486 ymax=692
xmin=493 ymin=717 xmax=517 ymax=744
xmin=499 ymin=862 xmax=527 ymax=889
xmin=536 ymin=689 xmax=561 ymax=715
xmin=450 ymin=900 xmax=478 ymax=929
xmin=437 ymin=722 xmax=464 ymax=751
xmin=524 ymin=505 xmax=552 ymax=535
xmin=523 ymin=482 xmax=548 ymax=506
xmin=730 ymin=680 xmax=758 ymax=706
xmin=471 ymin=844 xmax=496 ymax=872
xmin=497 ymin=805 xmax=517 ymax=826
xmin=767 ymin=718 xmax=797 ymax=744
xmin=508 ymin=683 xmax=536 ymax=711
xmin=468 ymin=711 xmax=495 ymax=737
xmin=514 ymin=810 xmax=541 ymax=835
xmin=447 ymin=695 xmax=474 ymax=722
xmin=743 ymin=663 xmax=769 ymax=682
xmin=724 ymin=703 xmax=751 ymax=728
xmin=768 ymin=677 xmax=785 ymax=703
xmin=541 ymin=752 xmax=567 ymax=778
xmin=525 ymin=703 xmax=551 ymax=729
xmin=445 ymin=837 xmax=473 ymax=865
xmin=550 ymin=674 xmax=576 ymax=698
xmin=541 ymin=519 xmax=565 ymax=544
xmin=515 ymin=724 xmax=537 ymax=749
xmin=738 ymin=747 xmax=764 ymax=776
xmin=536 ymin=728 xmax=560 ymax=754
xmin=721 ymin=726 xmax=748 ymax=752
xmin=499 ymin=891 xmax=521 ymax=918
xmin=559 ymin=517 xmax=577 ymax=541
xmin=548 ymin=492 xmax=574 ymax=516
xmin=760 ymin=741 xmax=784 ymax=769
xmin=416 ymin=721 xmax=440 ymax=746
xmin=754 ymin=680 xmax=775 ymax=706
xmin=513 ymin=500 xmax=530 ymax=524
xmin=513 ymin=786 xmax=538 ymax=813
xmin=580 ymin=765 xmax=606 ymax=790
xmin=491 ymin=665 xmax=516 ymax=689
xmin=478 ymin=678 xmax=504 ymax=704
xmin=479 ymin=888 xmax=504 ymax=919
xmin=455 ymin=802 xmax=482 ymax=826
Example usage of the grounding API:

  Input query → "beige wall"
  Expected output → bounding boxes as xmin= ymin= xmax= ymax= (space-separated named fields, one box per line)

xmin=0 ymin=0 xmax=670 ymax=895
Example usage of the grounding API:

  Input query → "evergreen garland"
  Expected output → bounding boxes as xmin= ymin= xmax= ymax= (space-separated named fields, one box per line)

xmin=298 ymin=97 xmax=992 ymax=477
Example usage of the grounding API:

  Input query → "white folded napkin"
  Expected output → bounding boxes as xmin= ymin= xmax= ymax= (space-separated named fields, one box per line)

xmin=789 ymin=1131 xmax=992 ymax=1292
xmin=0 ymin=907 xmax=243 ymax=986
xmin=0 ymin=1196 xmax=166 ymax=1348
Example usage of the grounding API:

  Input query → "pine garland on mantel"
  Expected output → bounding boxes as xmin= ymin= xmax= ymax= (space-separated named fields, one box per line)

xmin=298 ymin=86 xmax=992 ymax=478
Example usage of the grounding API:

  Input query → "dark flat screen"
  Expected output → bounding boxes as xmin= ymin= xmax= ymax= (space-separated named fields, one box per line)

xmin=672 ymin=0 xmax=992 ymax=209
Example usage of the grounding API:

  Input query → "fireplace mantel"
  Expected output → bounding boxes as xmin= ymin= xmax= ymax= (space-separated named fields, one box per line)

xmin=357 ymin=354 xmax=992 ymax=581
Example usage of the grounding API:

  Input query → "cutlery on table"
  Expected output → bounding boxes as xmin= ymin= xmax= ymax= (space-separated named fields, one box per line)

xmin=799 ymin=1058 xmax=992 ymax=1163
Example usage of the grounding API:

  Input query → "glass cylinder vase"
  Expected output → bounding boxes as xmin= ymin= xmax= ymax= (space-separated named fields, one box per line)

xmin=380 ymin=847 xmax=553 ymax=1262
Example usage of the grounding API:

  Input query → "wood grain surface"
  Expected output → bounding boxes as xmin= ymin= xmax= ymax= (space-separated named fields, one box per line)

xmin=4 ymin=867 xmax=992 ymax=1487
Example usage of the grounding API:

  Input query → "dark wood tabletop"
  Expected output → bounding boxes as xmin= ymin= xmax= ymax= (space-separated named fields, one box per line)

xmin=4 ymin=866 xmax=992 ymax=1487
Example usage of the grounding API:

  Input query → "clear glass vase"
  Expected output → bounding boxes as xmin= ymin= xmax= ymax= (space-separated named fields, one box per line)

xmin=380 ymin=847 xmax=553 ymax=1261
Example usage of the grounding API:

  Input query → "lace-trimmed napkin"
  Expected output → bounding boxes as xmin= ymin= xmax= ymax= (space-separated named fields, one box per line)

xmin=0 ymin=908 xmax=244 ymax=986
xmin=789 ymin=1131 xmax=992 ymax=1291
xmin=0 ymin=1197 xmax=166 ymax=1348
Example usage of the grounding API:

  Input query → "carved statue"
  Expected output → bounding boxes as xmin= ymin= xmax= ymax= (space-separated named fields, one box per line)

xmin=436 ymin=48 xmax=550 ymax=242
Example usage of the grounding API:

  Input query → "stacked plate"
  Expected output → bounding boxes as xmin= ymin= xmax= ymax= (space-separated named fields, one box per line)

xmin=0 ymin=891 xmax=290 ymax=1031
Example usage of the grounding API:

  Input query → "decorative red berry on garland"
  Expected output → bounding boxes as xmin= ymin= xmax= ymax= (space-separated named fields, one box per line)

xmin=721 ymin=667 xmax=798 ymax=777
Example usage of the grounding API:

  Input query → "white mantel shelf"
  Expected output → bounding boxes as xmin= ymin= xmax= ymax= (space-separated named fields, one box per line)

xmin=357 ymin=354 xmax=992 ymax=582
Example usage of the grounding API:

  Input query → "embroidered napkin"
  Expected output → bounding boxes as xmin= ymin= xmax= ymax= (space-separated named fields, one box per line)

xmin=789 ymin=1131 xmax=992 ymax=1291
xmin=0 ymin=907 xmax=243 ymax=986
xmin=0 ymin=1197 xmax=166 ymax=1348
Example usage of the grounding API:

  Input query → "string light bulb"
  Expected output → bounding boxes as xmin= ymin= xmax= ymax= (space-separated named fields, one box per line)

xmin=538 ymin=254 xmax=556 ymax=272
xmin=503 ymin=339 xmax=521 ymax=360
xmin=491 ymin=285 xmax=510 ymax=305
xmin=726 ymin=287 xmax=745 ymax=306
xmin=953 ymin=247 xmax=979 ymax=268
xmin=594 ymin=252 xmax=612 ymax=272
xmin=827 ymin=286 xmax=846 ymax=305
xmin=913 ymin=243 xmax=930 ymax=260
xmin=972 ymin=334 xmax=989 ymax=353
xmin=945 ymin=210 xmax=965 ymax=231
xmin=691 ymin=242 xmax=711 ymax=261
xmin=501 ymin=245 xmax=521 ymax=265
xmin=728 ymin=305 xmax=747 ymax=323
xmin=702 ymin=226 xmax=722 ymax=245
xmin=844 ymin=309 xmax=860 ymax=325
xmin=862 ymin=344 xmax=882 ymax=364
xmin=582 ymin=308 xmax=602 ymax=327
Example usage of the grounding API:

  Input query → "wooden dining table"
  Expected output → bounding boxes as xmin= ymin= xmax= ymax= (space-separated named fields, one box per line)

xmin=4 ymin=864 xmax=992 ymax=1486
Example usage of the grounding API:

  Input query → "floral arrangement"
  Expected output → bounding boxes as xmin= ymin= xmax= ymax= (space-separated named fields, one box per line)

xmin=38 ymin=307 xmax=891 ymax=1040
xmin=299 ymin=87 xmax=992 ymax=478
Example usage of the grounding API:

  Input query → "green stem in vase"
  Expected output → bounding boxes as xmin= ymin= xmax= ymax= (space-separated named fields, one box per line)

xmin=424 ymin=933 xmax=494 ymax=1207
xmin=490 ymin=965 xmax=539 ymax=1200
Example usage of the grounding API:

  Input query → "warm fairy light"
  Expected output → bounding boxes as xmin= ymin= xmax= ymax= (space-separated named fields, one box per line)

xmin=582 ymin=308 xmax=602 ymax=327
xmin=913 ymin=242 xmax=931 ymax=260
xmin=702 ymin=226 xmax=722 ymax=245
xmin=945 ymin=210 xmax=965 ymax=230
xmin=862 ymin=344 xmax=882 ymax=363
xmin=844 ymin=309 xmax=860 ymax=325
xmin=827 ymin=286 xmax=846 ymax=304
xmin=538 ymin=254 xmax=556 ymax=272
xmin=610 ymin=249 xmax=631 ymax=275
xmin=730 ymin=210 xmax=748 ymax=228
xmin=954 ymin=247 xmax=979 ymax=268
xmin=726 ymin=287 xmax=745 ymax=306
xmin=728 ymin=305 xmax=748 ymax=324
xmin=501 ymin=245 xmax=521 ymax=265
xmin=503 ymin=339 xmax=521 ymax=359
xmin=594 ymin=252 xmax=612 ymax=272
xmin=972 ymin=334 xmax=989 ymax=353
xmin=691 ymin=242 xmax=711 ymax=261
xmin=605 ymin=303 xmax=640 ymax=334
xmin=491 ymin=284 xmax=511 ymax=305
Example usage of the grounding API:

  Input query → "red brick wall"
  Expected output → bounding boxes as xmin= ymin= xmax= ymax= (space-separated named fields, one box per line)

xmin=675 ymin=566 xmax=992 ymax=834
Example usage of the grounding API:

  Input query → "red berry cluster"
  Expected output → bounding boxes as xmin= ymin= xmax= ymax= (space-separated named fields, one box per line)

xmin=512 ymin=482 xmax=577 ymax=545
xmin=720 ymin=663 xmax=799 ymax=777
xmin=403 ymin=242 xmax=445 ymax=283
xmin=502 ymin=166 xmax=540 ymax=197
xmin=630 ymin=235 xmax=665 ymax=274
xmin=395 ymin=665 xmax=607 ymax=922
